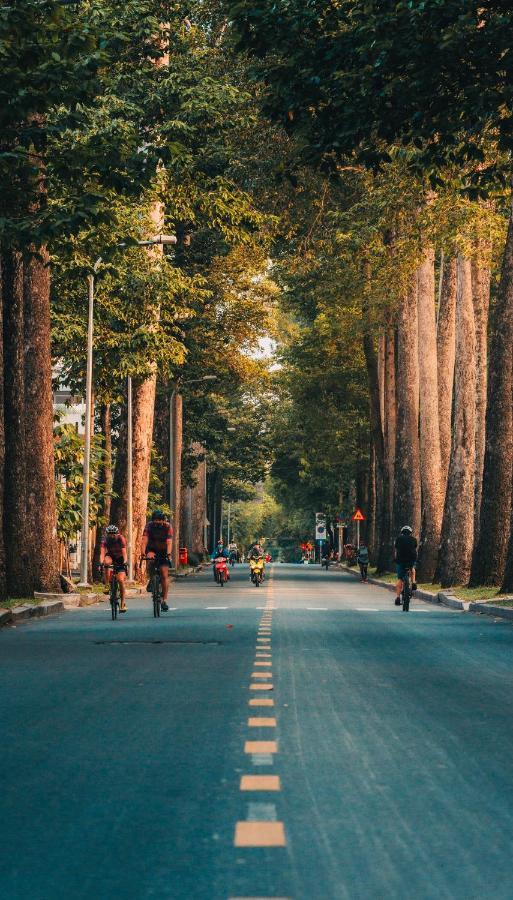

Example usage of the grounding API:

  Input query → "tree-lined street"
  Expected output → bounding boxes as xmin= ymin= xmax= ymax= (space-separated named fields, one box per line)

xmin=3 ymin=565 xmax=513 ymax=899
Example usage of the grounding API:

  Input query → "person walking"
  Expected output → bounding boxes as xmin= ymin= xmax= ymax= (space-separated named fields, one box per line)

xmin=357 ymin=543 xmax=370 ymax=582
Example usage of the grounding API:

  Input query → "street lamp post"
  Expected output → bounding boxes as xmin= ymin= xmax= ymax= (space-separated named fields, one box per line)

xmin=78 ymin=235 xmax=176 ymax=586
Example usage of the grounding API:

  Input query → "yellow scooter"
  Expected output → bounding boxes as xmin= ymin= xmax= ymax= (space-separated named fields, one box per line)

xmin=249 ymin=556 xmax=265 ymax=587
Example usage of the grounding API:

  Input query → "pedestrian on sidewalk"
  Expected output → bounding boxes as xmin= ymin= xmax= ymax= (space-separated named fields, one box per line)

xmin=357 ymin=543 xmax=369 ymax=582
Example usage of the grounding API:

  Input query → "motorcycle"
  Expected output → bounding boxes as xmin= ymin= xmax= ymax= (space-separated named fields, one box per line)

xmin=214 ymin=556 xmax=229 ymax=586
xmin=249 ymin=556 xmax=265 ymax=587
xmin=229 ymin=551 xmax=237 ymax=567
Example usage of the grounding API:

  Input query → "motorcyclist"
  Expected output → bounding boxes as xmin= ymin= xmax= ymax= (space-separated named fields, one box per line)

xmin=228 ymin=539 xmax=238 ymax=564
xmin=248 ymin=542 xmax=265 ymax=581
xmin=211 ymin=539 xmax=229 ymax=581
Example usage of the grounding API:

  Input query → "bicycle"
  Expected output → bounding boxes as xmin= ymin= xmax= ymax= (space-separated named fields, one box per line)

xmin=401 ymin=569 xmax=413 ymax=612
xmin=102 ymin=563 xmax=124 ymax=620
xmin=143 ymin=555 xmax=168 ymax=617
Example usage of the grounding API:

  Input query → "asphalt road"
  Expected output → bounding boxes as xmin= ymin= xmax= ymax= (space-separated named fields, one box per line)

xmin=2 ymin=564 xmax=513 ymax=900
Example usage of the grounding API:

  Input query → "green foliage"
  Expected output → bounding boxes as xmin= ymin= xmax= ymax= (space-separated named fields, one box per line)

xmin=224 ymin=0 xmax=513 ymax=192
xmin=54 ymin=423 xmax=106 ymax=542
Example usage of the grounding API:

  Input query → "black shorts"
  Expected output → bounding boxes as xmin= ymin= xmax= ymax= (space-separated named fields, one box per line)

xmin=148 ymin=552 xmax=171 ymax=569
xmin=105 ymin=557 xmax=126 ymax=574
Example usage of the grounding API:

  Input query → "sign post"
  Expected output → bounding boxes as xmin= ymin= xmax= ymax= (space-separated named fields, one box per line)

xmin=352 ymin=508 xmax=366 ymax=548
xmin=315 ymin=513 xmax=327 ymax=564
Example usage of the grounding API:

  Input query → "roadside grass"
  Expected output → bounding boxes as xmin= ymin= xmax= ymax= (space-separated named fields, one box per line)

xmin=367 ymin=568 xmax=508 ymax=602
xmin=74 ymin=582 xmax=106 ymax=594
xmin=1 ymin=597 xmax=43 ymax=609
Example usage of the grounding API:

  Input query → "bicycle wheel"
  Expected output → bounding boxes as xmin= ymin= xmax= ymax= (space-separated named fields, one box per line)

xmin=403 ymin=576 xmax=410 ymax=611
xmin=153 ymin=577 xmax=161 ymax=617
xmin=110 ymin=580 xmax=118 ymax=620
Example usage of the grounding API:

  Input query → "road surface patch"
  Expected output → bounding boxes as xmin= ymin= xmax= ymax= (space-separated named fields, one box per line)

xmin=247 ymin=802 xmax=277 ymax=821
xmin=234 ymin=822 xmax=286 ymax=847
xmin=240 ymin=776 xmax=280 ymax=791
xmin=251 ymin=753 xmax=274 ymax=765
xmin=248 ymin=718 xmax=276 ymax=727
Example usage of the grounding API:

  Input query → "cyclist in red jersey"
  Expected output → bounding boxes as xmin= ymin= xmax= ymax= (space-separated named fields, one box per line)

xmin=100 ymin=525 xmax=128 ymax=612
xmin=141 ymin=510 xmax=173 ymax=612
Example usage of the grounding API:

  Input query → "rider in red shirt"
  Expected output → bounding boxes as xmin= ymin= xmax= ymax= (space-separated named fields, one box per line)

xmin=141 ymin=510 xmax=173 ymax=611
xmin=100 ymin=525 xmax=128 ymax=612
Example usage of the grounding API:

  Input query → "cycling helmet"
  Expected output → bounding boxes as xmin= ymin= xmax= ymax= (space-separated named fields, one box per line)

xmin=152 ymin=510 xmax=165 ymax=521
xmin=401 ymin=525 xmax=413 ymax=534
xmin=106 ymin=524 xmax=119 ymax=534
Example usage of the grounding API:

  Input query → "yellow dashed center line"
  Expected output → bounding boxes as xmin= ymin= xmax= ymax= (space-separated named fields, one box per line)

xmin=240 ymin=775 xmax=281 ymax=791
xmin=234 ymin=567 xmax=287 ymax=859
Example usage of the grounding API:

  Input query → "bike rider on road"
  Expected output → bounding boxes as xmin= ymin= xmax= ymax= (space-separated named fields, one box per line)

xmin=141 ymin=511 xmax=173 ymax=612
xmin=394 ymin=525 xmax=418 ymax=605
xmin=100 ymin=524 xmax=128 ymax=612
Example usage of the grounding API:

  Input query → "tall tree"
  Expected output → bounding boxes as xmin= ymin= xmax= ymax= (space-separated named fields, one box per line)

xmin=470 ymin=215 xmax=513 ymax=585
xmin=416 ymin=248 xmax=443 ymax=579
xmin=471 ymin=252 xmax=491 ymax=540
xmin=436 ymin=255 xmax=457 ymax=492
xmin=393 ymin=274 xmax=421 ymax=539
xmin=439 ymin=257 xmax=476 ymax=586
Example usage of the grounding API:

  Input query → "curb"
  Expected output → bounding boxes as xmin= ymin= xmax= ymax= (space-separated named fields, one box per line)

xmin=0 ymin=599 xmax=65 ymax=628
xmin=469 ymin=601 xmax=513 ymax=621
xmin=339 ymin=565 xmax=469 ymax=610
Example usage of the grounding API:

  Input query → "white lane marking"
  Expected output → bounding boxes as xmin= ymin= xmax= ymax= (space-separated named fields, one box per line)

xmin=355 ymin=608 xmax=380 ymax=611
xmin=247 ymin=802 xmax=277 ymax=822
xmin=307 ymin=607 xmax=328 ymax=610
xmin=205 ymin=606 xmax=228 ymax=609
xmin=412 ymin=609 xmax=433 ymax=612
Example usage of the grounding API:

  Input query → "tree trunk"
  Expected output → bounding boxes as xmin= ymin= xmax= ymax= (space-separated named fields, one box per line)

xmin=0 ymin=260 xmax=6 ymax=599
xmin=361 ymin=292 xmax=390 ymax=570
xmin=439 ymin=257 xmax=476 ymax=586
xmin=384 ymin=325 xmax=396 ymax=528
xmin=92 ymin=403 xmax=112 ymax=579
xmin=153 ymin=385 xmax=170 ymax=508
xmin=23 ymin=249 xmax=59 ymax=591
xmin=417 ymin=248 xmax=444 ymax=580
xmin=190 ymin=446 xmax=207 ymax=556
xmin=2 ymin=251 xmax=32 ymax=596
xmin=367 ymin=444 xmax=377 ymax=559
xmin=436 ymin=254 xmax=457 ymax=492
xmin=133 ymin=374 xmax=157 ymax=578
xmin=472 ymin=254 xmax=491 ymax=542
xmin=470 ymin=215 xmax=513 ymax=586
xmin=171 ymin=390 xmax=183 ymax=568
xmin=378 ymin=332 xmax=385 ymax=432
xmin=393 ymin=272 xmax=421 ymax=540
xmin=110 ymin=405 xmax=128 ymax=534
